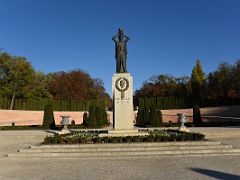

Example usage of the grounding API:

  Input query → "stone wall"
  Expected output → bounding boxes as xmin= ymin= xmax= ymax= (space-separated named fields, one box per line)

xmin=0 ymin=105 xmax=239 ymax=126
xmin=158 ymin=105 xmax=240 ymax=123
xmin=0 ymin=110 xmax=86 ymax=126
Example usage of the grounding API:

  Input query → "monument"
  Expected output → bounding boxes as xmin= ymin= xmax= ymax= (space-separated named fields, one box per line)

xmin=111 ymin=28 xmax=135 ymax=133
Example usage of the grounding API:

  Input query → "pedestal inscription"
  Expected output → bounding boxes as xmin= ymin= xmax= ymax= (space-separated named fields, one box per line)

xmin=112 ymin=73 xmax=134 ymax=130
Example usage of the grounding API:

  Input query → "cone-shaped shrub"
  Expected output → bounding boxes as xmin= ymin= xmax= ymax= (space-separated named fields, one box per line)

xmin=136 ymin=109 xmax=141 ymax=124
xmin=143 ymin=107 xmax=150 ymax=125
xmin=102 ymin=109 xmax=108 ymax=125
xmin=87 ymin=105 xmax=97 ymax=126
xmin=193 ymin=104 xmax=202 ymax=125
xmin=136 ymin=108 xmax=144 ymax=125
xmin=95 ymin=106 xmax=103 ymax=126
xmin=157 ymin=110 xmax=163 ymax=124
xmin=42 ymin=103 xmax=56 ymax=129
xmin=149 ymin=106 xmax=160 ymax=127
xmin=83 ymin=112 xmax=88 ymax=125
xmin=140 ymin=109 xmax=145 ymax=125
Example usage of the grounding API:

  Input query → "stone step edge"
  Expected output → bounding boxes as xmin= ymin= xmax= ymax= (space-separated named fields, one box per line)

xmin=6 ymin=152 xmax=240 ymax=159
xmin=31 ymin=141 xmax=221 ymax=149
xmin=20 ymin=145 xmax=233 ymax=152
xmin=7 ymin=149 xmax=240 ymax=158
xmin=9 ymin=148 xmax=240 ymax=157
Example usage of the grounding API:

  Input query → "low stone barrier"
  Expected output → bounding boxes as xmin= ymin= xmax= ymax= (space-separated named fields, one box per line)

xmin=0 ymin=105 xmax=239 ymax=126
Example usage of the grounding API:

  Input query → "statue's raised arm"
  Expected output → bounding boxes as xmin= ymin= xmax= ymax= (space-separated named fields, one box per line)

xmin=112 ymin=28 xmax=130 ymax=73
xmin=124 ymin=35 xmax=130 ymax=42
xmin=112 ymin=34 xmax=118 ymax=43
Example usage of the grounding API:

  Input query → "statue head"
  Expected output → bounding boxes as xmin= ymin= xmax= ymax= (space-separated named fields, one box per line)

xmin=118 ymin=28 xmax=124 ymax=41
xmin=118 ymin=28 xmax=124 ymax=34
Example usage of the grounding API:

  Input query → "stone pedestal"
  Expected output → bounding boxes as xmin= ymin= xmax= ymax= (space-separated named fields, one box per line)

xmin=112 ymin=73 xmax=134 ymax=130
xmin=177 ymin=113 xmax=190 ymax=132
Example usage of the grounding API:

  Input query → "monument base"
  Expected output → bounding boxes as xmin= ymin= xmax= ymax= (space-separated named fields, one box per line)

xmin=57 ymin=126 xmax=71 ymax=135
xmin=112 ymin=73 xmax=134 ymax=130
xmin=99 ymin=129 xmax=149 ymax=137
xmin=179 ymin=126 xmax=190 ymax=132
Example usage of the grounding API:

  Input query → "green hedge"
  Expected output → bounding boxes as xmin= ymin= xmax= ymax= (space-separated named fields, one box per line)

xmin=138 ymin=96 xmax=189 ymax=110
xmin=43 ymin=129 xmax=205 ymax=144
xmin=0 ymin=97 xmax=106 ymax=111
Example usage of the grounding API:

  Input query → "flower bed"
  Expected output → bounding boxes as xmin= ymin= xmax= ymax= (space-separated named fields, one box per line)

xmin=43 ymin=129 xmax=205 ymax=144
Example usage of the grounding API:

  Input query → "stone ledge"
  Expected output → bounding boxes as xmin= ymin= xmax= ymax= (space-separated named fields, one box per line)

xmin=99 ymin=129 xmax=148 ymax=137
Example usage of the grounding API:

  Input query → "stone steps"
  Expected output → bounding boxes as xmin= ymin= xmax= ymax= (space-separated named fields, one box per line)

xmin=19 ymin=145 xmax=233 ymax=153
xmin=30 ymin=141 xmax=222 ymax=148
xmin=7 ymin=141 xmax=240 ymax=158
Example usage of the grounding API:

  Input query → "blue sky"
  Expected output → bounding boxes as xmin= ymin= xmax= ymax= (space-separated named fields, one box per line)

xmin=1 ymin=0 xmax=240 ymax=95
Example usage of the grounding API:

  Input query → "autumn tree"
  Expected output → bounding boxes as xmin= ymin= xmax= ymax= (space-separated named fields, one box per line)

xmin=190 ymin=59 xmax=206 ymax=105
xmin=135 ymin=58 xmax=240 ymax=108
xmin=205 ymin=61 xmax=240 ymax=105
xmin=48 ymin=69 xmax=109 ymax=102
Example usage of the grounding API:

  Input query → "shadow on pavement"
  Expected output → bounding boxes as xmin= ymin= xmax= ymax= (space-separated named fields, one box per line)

xmin=189 ymin=168 xmax=240 ymax=180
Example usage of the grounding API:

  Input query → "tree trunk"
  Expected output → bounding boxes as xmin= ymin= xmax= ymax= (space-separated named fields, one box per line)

xmin=10 ymin=91 xmax=16 ymax=110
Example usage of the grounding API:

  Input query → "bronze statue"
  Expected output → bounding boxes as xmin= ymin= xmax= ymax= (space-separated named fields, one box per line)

xmin=112 ymin=28 xmax=130 ymax=73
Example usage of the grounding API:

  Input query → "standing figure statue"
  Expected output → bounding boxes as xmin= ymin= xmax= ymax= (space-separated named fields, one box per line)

xmin=112 ymin=28 xmax=130 ymax=73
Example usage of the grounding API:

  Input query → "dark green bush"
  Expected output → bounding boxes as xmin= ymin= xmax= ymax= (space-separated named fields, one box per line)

xmin=43 ymin=130 xmax=205 ymax=144
xmin=83 ymin=112 xmax=88 ymax=125
xmin=42 ymin=103 xmax=56 ymax=129
xmin=193 ymin=104 xmax=202 ymax=125
xmin=95 ymin=106 xmax=103 ymax=126
xmin=157 ymin=110 xmax=163 ymax=124
xmin=87 ymin=105 xmax=97 ymax=126
xmin=143 ymin=107 xmax=150 ymax=125
xmin=136 ymin=108 xmax=145 ymax=125
xmin=102 ymin=136 xmax=110 ymax=143
xmin=149 ymin=106 xmax=160 ymax=127
xmin=71 ymin=120 xmax=75 ymax=125
xmin=102 ymin=108 xmax=108 ymax=125
xmin=132 ymin=136 xmax=142 ymax=142
xmin=136 ymin=109 xmax=141 ymax=124
xmin=111 ymin=136 xmax=118 ymax=143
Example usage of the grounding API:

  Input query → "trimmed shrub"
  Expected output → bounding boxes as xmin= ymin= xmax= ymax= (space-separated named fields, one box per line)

xmin=149 ymin=106 xmax=160 ymax=127
xmin=95 ymin=106 xmax=103 ymax=126
xmin=193 ymin=104 xmax=202 ymax=125
xmin=42 ymin=103 xmax=56 ymax=129
xmin=102 ymin=109 xmax=108 ymax=125
xmin=157 ymin=110 xmax=163 ymax=124
xmin=143 ymin=107 xmax=150 ymax=125
xmin=86 ymin=105 xmax=97 ymax=126
xmin=71 ymin=120 xmax=75 ymax=125
xmin=136 ymin=109 xmax=141 ymax=124
xmin=139 ymin=109 xmax=145 ymax=125
xmin=43 ymin=130 xmax=205 ymax=144
xmin=83 ymin=112 xmax=88 ymax=125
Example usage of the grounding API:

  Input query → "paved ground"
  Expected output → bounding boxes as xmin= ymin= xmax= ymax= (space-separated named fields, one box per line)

xmin=0 ymin=128 xmax=240 ymax=180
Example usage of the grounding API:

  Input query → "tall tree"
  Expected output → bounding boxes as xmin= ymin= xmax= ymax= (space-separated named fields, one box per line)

xmin=29 ymin=71 xmax=53 ymax=99
xmin=205 ymin=62 xmax=236 ymax=105
xmin=0 ymin=52 xmax=35 ymax=109
xmin=48 ymin=69 xmax=110 ymax=102
xmin=190 ymin=59 xmax=206 ymax=105
xmin=134 ymin=74 xmax=191 ymax=103
xmin=231 ymin=60 xmax=240 ymax=98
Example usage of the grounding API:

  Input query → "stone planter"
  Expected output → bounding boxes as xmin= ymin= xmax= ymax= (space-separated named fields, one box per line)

xmin=177 ymin=113 xmax=189 ymax=132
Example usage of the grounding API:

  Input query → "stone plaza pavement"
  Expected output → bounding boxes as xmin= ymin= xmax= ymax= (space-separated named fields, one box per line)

xmin=0 ymin=128 xmax=240 ymax=180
